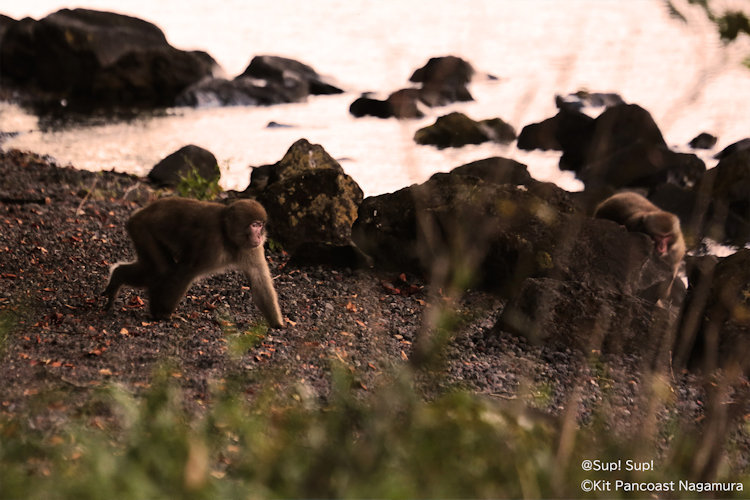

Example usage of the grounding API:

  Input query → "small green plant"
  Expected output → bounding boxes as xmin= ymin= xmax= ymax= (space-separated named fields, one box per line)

xmin=215 ymin=309 xmax=268 ymax=358
xmin=2 ymin=361 xmax=750 ymax=498
xmin=265 ymin=237 xmax=284 ymax=254
xmin=228 ymin=324 xmax=267 ymax=357
xmin=176 ymin=162 xmax=221 ymax=201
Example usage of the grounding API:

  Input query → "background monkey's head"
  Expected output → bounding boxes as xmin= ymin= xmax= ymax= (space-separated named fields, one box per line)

xmin=639 ymin=212 xmax=679 ymax=256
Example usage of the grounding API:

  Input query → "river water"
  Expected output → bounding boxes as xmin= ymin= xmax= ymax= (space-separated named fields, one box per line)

xmin=1 ymin=0 xmax=750 ymax=196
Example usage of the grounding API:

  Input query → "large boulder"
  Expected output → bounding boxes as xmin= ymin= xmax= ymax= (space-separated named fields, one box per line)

xmin=386 ymin=88 xmax=425 ymax=119
xmin=261 ymin=138 xmax=343 ymax=184
xmin=519 ymin=101 xmax=705 ymax=191
xmin=239 ymin=55 xmax=342 ymax=95
xmin=675 ymin=250 xmax=750 ymax=374
xmin=689 ymin=132 xmax=717 ymax=150
xmin=714 ymin=138 xmax=750 ymax=159
xmin=495 ymin=277 xmax=675 ymax=358
xmin=349 ymin=94 xmax=394 ymax=119
xmin=176 ymin=76 xmax=308 ymax=107
xmin=0 ymin=9 xmax=216 ymax=112
xmin=578 ymin=104 xmax=705 ymax=190
xmin=177 ymin=55 xmax=342 ymax=107
xmin=699 ymin=144 xmax=750 ymax=245
xmin=414 ymin=112 xmax=516 ymax=149
xmin=354 ymin=160 xmax=679 ymax=359
xmin=147 ymin=145 xmax=219 ymax=188
xmin=577 ymin=104 xmax=706 ymax=188
xmin=517 ymin=105 xmax=595 ymax=170
xmin=517 ymin=91 xmax=623 ymax=160
xmin=646 ymin=183 xmax=701 ymax=238
xmin=348 ymin=89 xmax=426 ymax=119
xmin=352 ymin=168 xmax=672 ymax=299
xmin=410 ymin=55 xmax=474 ymax=87
xmin=254 ymin=139 xmax=365 ymax=265
xmin=447 ymin=157 xmax=533 ymax=186
xmin=0 ymin=14 xmax=14 ymax=42
xmin=409 ymin=55 xmax=474 ymax=105
xmin=349 ymin=55 xmax=477 ymax=119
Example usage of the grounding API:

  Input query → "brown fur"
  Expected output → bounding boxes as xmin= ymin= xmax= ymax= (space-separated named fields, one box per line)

xmin=103 ymin=197 xmax=283 ymax=327
xmin=594 ymin=191 xmax=686 ymax=293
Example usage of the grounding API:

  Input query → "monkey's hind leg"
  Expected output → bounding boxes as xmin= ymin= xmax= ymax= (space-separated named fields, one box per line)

xmin=147 ymin=272 xmax=195 ymax=320
xmin=102 ymin=262 xmax=151 ymax=310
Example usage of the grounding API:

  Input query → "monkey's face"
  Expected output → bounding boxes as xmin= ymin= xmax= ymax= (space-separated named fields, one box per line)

xmin=224 ymin=200 xmax=268 ymax=249
xmin=651 ymin=233 xmax=673 ymax=256
xmin=226 ymin=218 xmax=266 ymax=248
xmin=642 ymin=213 xmax=678 ymax=256
xmin=247 ymin=220 xmax=266 ymax=247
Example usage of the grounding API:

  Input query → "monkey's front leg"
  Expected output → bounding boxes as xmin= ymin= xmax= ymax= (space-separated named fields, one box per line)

xmin=241 ymin=248 xmax=284 ymax=328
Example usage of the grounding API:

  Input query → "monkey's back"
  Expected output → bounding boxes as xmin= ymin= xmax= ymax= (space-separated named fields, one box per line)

xmin=127 ymin=197 xmax=226 ymax=263
xmin=593 ymin=192 xmax=659 ymax=226
xmin=130 ymin=197 xmax=221 ymax=229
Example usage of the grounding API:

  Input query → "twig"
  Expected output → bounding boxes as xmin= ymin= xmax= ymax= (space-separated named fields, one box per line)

xmin=76 ymin=177 xmax=99 ymax=215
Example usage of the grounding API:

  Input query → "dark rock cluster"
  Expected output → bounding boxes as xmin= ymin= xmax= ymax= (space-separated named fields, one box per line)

xmin=349 ymin=55 xmax=478 ymax=119
xmin=242 ymin=127 xmax=748 ymax=375
xmin=414 ymin=112 xmax=516 ymax=149
xmin=176 ymin=55 xmax=343 ymax=107
xmin=0 ymin=9 xmax=216 ymax=113
xmin=0 ymin=10 xmax=342 ymax=112
xmin=1 ymin=8 xmax=748 ymax=381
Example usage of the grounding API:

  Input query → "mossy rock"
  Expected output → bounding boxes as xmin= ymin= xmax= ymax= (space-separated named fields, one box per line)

xmin=414 ymin=112 xmax=516 ymax=149
xmin=147 ymin=145 xmax=219 ymax=188
xmin=269 ymin=138 xmax=344 ymax=184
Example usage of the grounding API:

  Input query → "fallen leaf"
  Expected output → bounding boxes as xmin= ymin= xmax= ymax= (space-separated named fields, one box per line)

xmin=127 ymin=296 xmax=145 ymax=307
xmin=381 ymin=280 xmax=400 ymax=294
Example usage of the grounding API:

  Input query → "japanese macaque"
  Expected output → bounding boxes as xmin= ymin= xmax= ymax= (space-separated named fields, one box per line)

xmin=103 ymin=197 xmax=284 ymax=327
xmin=594 ymin=192 xmax=686 ymax=292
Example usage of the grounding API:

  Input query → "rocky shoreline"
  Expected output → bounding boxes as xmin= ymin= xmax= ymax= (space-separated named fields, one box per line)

xmin=0 ymin=147 xmax=748 ymax=473
xmin=1 ymin=5 xmax=750 ymax=486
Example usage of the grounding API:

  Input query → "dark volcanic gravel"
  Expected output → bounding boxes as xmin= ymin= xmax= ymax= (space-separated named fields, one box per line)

xmin=0 ymin=148 xmax=747 ymax=469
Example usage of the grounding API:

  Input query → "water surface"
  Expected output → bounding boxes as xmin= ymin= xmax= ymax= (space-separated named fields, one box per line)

xmin=2 ymin=0 xmax=749 ymax=195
